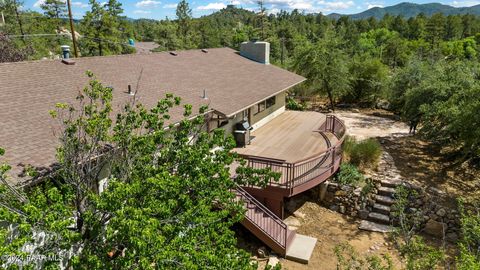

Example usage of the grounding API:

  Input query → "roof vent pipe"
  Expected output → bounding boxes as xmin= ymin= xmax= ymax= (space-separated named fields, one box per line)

xmin=61 ymin=45 xmax=70 ymax=59
xmin=202 ymin=89 xmax=208 ymax=99
xmin=127 ymin=84 xmax=135 ymax=96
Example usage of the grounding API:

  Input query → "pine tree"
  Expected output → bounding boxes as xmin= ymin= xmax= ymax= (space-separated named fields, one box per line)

xmin=175 ymin=0 xmax=191 ymax=47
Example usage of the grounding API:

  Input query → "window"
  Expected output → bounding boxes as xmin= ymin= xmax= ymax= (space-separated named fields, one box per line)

xmin=254 ymin=96 xmax=276 ymax=115
xmin=266 ymin=96 xmax=276 ymax=108
xmin=242 ymin=109 xmax=250 ymax=121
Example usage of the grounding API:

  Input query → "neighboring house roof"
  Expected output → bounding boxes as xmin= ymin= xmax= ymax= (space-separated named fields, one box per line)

xmin=0 ymin=47 xmax=305 ymax=185
xmin=134 ymin=42 xmax=159 ymax=54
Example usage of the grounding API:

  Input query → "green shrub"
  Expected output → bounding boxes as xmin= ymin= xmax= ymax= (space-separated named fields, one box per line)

xmin=343 ymin=136 xmax=382 ymax=170
xmin=335 ymin=243 xmax=393 ymax=270
xmin=335 ymin=163 xmax=364 ymax=186
xmin=286 ymin=97 xmax=305 ymax=111
xmin=456 ymin=200 xmax=480 ymax=269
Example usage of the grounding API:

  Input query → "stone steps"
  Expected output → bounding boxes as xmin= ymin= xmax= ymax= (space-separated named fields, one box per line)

xmin=378 ymin=186 xmax=396 ymax=197
xmin=368 ymin=212 xmax=390 ymax=225
xmin=375 ymin=195 xmax=395 ymax=206
xmin=373 ymin=203 xmax=391 ymax=215
xmin=380 ymin=180 xmax=402 ymax=188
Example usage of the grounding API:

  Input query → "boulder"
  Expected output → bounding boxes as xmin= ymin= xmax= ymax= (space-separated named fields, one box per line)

xmin=257 ymin=246 xmax=268 ymax=258
xmin=359 ymin=209 xmax=369 ymax=220
xmin=284 ymin=216 xmax=301 ymax=227
xmin=445 ymin=232 xmax=459 ymax=242
xmin=267 ymin=255 xmax=280 ymax=268
xmin=436 ymin=208 xmax=447 ymax=217
xmin=293 ymin=210 xmax=306 ymax=219
xmin=424 ymin=219 xmax=447 ymax=238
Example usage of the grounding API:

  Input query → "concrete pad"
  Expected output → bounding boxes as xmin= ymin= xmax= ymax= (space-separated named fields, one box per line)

xmin=285 ymin=234 xmax=317 ymax=264
xmin=359 ymin=220 xmax=393 ymax=233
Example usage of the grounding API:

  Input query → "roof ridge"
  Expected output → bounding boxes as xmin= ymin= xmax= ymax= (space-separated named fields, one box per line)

xmin=0 ymin=47 xmax=237 ymax=67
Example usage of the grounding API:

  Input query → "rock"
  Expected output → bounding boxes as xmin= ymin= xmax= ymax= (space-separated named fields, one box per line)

xmin=445 ymin=232 xmax=459 ymax=242
xmin=352 ymin=108 xmax=360 ymax=113
xmin=429 ymin=213 xmax=439 ymax=221
xmin=359 ymin=209 xmax=369 ymax=220
xmin=257 ymin=246 xmax=268 ymax=258
xmin=424 ymin=219 xmax=447 ymax=238
xmin=284 ymin=216 xmax=301 ymax=227
xmin=339 ymin=205 xmax=346 ymax=214
xmin=335 ymin=190 xmax=347 ymax=197
xmin=293 ymin=210 xmax=306 ymax=219
xmin=436 ymin=208 xmax=447 ymax=217
xmin=330 ymin=205 xmax=339 ymax=212
xmin=267 ymin=255 xmax=280 ymax=267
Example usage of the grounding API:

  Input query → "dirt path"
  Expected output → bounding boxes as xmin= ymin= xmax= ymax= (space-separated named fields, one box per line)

xmin=333 ymin=110 xmax=409 ymax=140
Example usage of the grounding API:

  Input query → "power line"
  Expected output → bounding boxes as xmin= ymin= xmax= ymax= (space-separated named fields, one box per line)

xmin=6 ymin=33 xmax=70 ymax=38
xmin=5 ymin=33 xmax=154 ymax=51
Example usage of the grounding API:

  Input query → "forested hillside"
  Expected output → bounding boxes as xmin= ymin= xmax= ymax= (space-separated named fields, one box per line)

xmin=328 ymin=2 xmax=480 ymax=20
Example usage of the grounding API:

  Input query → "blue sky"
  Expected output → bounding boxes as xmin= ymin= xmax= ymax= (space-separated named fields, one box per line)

xmin=26 ymin=0 xmax=480 ymax=20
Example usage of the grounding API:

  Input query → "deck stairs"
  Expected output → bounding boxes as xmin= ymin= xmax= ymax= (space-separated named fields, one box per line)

xmin=234 ymin=186 xmax=297 ymax=256
xmin=235 ymin=187 xmax=317 ymax=262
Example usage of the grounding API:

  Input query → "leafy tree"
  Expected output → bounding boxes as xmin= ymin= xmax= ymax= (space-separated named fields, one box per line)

xmin=0 ymin=72 xmax=278 ymax=269
xmin=0 ymin=33 xmax=33 ymax=62
xmin=348 ymin=56 xmax=388 ymax=104
xmin=291 ymin=29 xmax=351 ymax=111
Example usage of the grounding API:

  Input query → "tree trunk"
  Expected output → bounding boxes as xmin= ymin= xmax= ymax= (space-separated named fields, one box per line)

xmin=13 ymin=0 xmax=25 ymax=44
xmin=325 ymin=83 xmax=335 ymax=112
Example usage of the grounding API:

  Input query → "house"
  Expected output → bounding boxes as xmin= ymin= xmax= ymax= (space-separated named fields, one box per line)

xmin=0 ymin=41 xmax=345 ymax=263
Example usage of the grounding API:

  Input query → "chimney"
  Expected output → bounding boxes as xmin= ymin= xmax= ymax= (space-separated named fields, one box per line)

xmin=240 ymin=40 xmax=270 ymax=64
xmin=61 ymin=45 xmax=70 ymax=59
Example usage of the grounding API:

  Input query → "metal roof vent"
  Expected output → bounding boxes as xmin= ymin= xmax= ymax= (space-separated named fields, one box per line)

xmin=127 ymin=85 xmax=135 ymax=96
xmin=169 ymin=51 xmax=178 ymax=56
xmin=201 ymin=49 xmax=208 ymax=53
xmin=61 ymin=45 xmax=70 ymax=59
xmin=202 ymin=89 xmax=208 ymax=99
xmin=60 ymin=45 xmax=76 ymax=65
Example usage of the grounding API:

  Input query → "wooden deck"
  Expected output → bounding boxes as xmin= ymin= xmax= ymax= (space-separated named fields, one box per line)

xmin=234 ymin=111 xmax=336 ymax=163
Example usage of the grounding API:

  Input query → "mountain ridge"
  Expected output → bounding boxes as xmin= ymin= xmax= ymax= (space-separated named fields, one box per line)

xmin=327 ymin=2 xmax=480 ymax=20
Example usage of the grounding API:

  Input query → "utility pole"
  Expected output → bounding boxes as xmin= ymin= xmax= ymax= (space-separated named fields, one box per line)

xmin=66 ymin=0 xmax=79 ymax=57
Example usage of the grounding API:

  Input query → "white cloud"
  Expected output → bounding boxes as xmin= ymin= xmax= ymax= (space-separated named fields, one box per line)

xmin=33 ymin=0 xmax=45 ymax=8
xmin=135 ymin=0 xmax=161 ymax=8
xmin=318 ymin=0 xmax=354 ymax=10
xmin=367 ymin=4 xmax=382 ymax=8
xmin=133 ymin=9 xmax=152 ymax=14
xmin=197 ymin=2 xmax=227 ymax=10
xmin=163 ymin=3 xmax=177 ymax=8
xmin=451 ymin=1 xmax=480 ymax=7
xmin=35 ymin=0 xmax=71 ymax=8
xmin=72 ymin=1 xmax=89 ymax=8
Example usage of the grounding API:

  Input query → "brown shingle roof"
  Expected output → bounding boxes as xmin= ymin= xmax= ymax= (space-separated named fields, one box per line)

xmin=0 ymin=47 xmax=305 ymax=185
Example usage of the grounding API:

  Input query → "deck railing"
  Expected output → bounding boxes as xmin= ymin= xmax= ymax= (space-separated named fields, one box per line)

xmin=239 ymin=115 xmax=346 ymax=191
xmin=234 ymin=185 xmax=289 ymax=250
